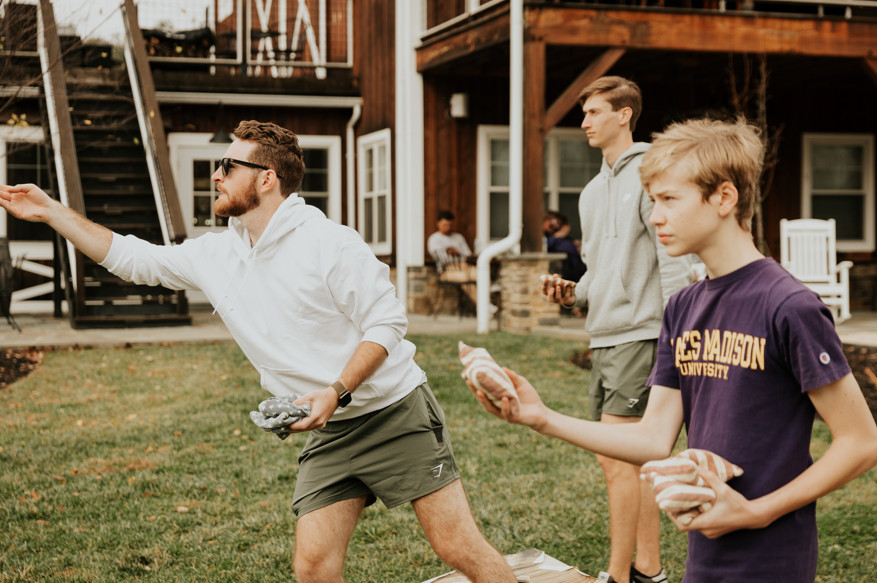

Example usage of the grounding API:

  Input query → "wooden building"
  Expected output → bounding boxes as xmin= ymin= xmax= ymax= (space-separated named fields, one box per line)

xmin=1 ymin=0 xmax=876 ymax=326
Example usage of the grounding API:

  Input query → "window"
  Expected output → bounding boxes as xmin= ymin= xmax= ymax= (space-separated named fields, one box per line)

xmin=0 ymin=126 xmax=57 ymax=311
xmin=357 ymin=129 xmax=392 ymax=255
xmin=802 ymin=134 xmax=875 ymax=252
xmin=477 ymin=125 xmax=600 ymax=247
xmin=169 ymin=133 xmax=342 ymax=237
xmin=543 ymin=128 xmax=602 ymax=242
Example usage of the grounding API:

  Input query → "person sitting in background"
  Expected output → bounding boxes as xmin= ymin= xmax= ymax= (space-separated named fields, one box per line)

xmin=545 ymin=211 xmax=587 ymax=283
xmin=428 ymin=210 xmax=474 ymax=263
xmin=427 ymin=210 xmax=496 ymax=315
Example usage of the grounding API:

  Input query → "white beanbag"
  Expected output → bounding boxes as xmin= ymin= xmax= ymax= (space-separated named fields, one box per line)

xmin=459 ymin=341 xmax=518 ymax=405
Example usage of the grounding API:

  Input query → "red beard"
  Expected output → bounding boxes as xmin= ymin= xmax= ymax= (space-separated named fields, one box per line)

xmin=214 ymin=176 xmax=260 ymax=217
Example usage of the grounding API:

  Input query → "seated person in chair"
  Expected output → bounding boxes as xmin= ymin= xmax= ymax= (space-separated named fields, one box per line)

xmin=427 ymin=211 xmax=495 ymax=315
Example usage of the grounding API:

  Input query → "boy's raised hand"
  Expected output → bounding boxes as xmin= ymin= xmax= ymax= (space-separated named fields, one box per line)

xmin=471 ymin=368 xmax=549 ymax=431
xmin=0 ymin=183 xmax=55 ymax=223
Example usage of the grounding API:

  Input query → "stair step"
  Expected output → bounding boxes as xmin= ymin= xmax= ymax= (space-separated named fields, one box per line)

xmin=72 ymin=313 xmax=193 ymax=329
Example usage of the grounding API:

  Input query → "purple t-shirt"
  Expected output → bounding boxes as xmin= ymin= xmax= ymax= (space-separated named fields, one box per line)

xmin=648 ymin=258 xmax=850 ymax=583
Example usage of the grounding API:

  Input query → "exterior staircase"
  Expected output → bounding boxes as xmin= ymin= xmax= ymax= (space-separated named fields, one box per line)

xmin=38 ymin=0 xmax=190 ymax=328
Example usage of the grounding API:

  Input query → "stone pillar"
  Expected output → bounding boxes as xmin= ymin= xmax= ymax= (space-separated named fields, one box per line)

xmin=406 ymin=265 xmax=438 ymax=314
xmin=499 ymin=253 xmax=565 ymax=332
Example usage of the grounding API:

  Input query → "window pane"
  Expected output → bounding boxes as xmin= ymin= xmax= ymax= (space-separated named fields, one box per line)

xmin=366 ymin=149 xmax=375 ymax=193
xmin=812 ymin=144 xmax=863 ymax=190
xmin=812 ymin=194 xmax=864 ymax=240
xmin=301 ymin=148 xmax=329 ymax=192
xmin=6 ymin=142 xmax=54 ymax=240
xmin=377 ymin=195 xmax=387 ymax=243
xmin=364 ymin=198 xmax=374 ymax=243
xmin=193 ymin=160 xmax=212 ymax=190
xmin=490 ymin=139 xmax=509 ymax=187
xmin=376 ymin=145 xmax=387 ymax=191
xmin=489 ymin=191 xmax=509 ymax=239
xmin=193 ymin=195 xmax=212 ymax=227
xmin=558 ymin=140 xmax=592 ymax=187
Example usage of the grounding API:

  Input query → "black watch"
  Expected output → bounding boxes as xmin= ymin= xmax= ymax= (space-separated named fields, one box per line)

xmin=331 ymin=381 xmax=352 ymax=408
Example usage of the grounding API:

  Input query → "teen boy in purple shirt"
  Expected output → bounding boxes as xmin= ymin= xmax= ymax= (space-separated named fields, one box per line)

xmin=476 ymin=118 xmax=877 ymax=582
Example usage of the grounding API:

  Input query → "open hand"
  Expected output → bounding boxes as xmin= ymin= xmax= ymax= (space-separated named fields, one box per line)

xmin=470 ymin=368 xmax=548 ymax=431
xmin=0 ymin=183 xmax=55 ymax=222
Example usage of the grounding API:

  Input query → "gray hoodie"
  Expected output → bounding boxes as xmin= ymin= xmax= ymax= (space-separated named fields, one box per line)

xmin=573 ymin=142 xmax=692 ymax=348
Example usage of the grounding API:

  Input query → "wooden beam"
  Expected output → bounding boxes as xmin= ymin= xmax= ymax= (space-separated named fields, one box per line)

xmin=544 ymin=48 xmax=626 ymax=132
xmin=528 ymin=8 xmax=877 ymax=58
xmin=522 ymin=39 xmax=546 ymax=254
xmin=417 ymin=11 xmax=510 ymax=72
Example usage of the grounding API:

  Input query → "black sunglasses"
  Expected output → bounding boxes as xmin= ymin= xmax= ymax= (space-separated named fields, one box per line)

xmin=219 ymin=157 xmax=284 ymax=180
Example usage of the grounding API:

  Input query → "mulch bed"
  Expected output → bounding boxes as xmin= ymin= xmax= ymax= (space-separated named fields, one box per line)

xmin=570 ymin=344 xmax=877 ymax=422
xmin=0 ymin=348 xmax=45 ymax=391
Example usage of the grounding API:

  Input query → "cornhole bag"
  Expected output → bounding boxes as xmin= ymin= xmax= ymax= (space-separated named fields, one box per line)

xmin=459 ymin=341 xmax=518 ymax=405
xmin=249 ymin=395 xmax=311 ymax=440
xmin=641 ymin=449 xmax=743 ymax=525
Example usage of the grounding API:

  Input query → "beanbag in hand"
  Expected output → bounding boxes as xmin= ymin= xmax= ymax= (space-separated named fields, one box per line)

xmin=641 ymin=449 xmax=742 ymax=525
xmin=250 ymin=395 xmax=311 ymax=440
xmin=459 ymin=341 xmax=518 ymax=405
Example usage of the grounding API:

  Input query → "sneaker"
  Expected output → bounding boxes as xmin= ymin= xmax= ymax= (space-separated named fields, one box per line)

xmin=630 ymin=565 xmax=668 ymax=583
xmin=596 ymin=572 xmax=618 ymax=583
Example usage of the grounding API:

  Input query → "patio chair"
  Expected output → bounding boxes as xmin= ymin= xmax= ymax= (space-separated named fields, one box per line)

xmin=429 ymin=248 xmax=477 ymax=318
xmin=779 ymin=218 xmax=853 ymax=324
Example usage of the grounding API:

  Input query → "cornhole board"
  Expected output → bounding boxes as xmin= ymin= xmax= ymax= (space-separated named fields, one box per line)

xmin=422 ymin=548 xmax=597 ymax=582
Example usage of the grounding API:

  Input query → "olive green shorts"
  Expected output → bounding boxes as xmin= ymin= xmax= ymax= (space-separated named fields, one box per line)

xmin=291 ymin=383 xmax=460 ymax=517
xmin=589 ymin=340 xmax=657 ymax=420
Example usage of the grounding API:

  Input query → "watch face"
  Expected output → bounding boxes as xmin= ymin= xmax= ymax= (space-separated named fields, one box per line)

xmin=338 ymin=391 xmax=352 ymax=407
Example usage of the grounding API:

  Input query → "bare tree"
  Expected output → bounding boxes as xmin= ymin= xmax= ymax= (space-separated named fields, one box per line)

xmin=728 ymin=53 xmax=784 ymax=256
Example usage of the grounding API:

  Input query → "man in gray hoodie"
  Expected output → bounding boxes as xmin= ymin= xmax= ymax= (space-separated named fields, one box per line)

xmin=542 ymin=77 xmax=691 ymax=583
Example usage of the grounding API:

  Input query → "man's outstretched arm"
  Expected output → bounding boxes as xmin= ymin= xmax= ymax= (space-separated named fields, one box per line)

xmin=0 ymin=183 xmax=113 ymax=262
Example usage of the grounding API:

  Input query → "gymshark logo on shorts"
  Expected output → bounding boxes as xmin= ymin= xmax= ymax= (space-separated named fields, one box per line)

xmin=627 ymin=398 xmax=639 ymax=408
xmin=431 ymin=463 xmax=444 ymax=478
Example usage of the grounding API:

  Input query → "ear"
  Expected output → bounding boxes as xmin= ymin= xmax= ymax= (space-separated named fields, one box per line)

xmin=259 ymin=170 xmax=280 ymax=193
xmin=715 ymin=181 xmax=739 ymax=219
xmin=618 ymin=106 xmax=633 ymax=127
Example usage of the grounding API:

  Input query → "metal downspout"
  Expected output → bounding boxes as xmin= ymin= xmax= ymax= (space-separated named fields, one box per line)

xmin=477 ymin=0 xmax=523 ymax=333
xmin=346 ymin=104 xmax=361 ymax=227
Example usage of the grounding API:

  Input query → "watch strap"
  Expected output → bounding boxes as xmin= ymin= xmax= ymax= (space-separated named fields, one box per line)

xmin=331 ymin=380 xmax=352 ymax=407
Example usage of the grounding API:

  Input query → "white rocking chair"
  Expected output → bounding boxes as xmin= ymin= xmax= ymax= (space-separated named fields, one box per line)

xmin=779 ymin=218 xmax=853 ymax=324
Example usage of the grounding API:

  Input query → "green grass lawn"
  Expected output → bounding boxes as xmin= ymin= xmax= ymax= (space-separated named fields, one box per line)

xmin=1 ymin=333 xmax=875 ymax=582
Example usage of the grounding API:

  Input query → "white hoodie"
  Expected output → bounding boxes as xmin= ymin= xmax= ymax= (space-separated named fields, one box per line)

xmin=101 ymin=194 xmax=426 ymax=420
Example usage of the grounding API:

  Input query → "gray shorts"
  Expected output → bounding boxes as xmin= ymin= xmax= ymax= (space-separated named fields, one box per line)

xmin=291 ymin=383 xmax=460 ymax=517
xmin=589 ymin=340 xmax=657 ymax=420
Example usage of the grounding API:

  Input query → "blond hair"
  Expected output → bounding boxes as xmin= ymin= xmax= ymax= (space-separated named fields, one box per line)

xmin=577 ymin=76 xmax=643 ymax=132
xmin=639 ymin=118 xmax=765 ymax=231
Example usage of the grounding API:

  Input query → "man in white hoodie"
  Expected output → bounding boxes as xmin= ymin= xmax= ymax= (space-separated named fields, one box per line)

xmin=542 ymin=78 xmax=691 ymax=583
xmin=0 ymin=120 xmax=515 ymax=583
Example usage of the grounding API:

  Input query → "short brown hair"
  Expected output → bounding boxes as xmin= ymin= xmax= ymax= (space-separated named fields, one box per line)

xmin=639 ymin=118 xmax=765 ymax=231
xmin=233 ymin=120 xmax=306 ymax=195
xmin=578 ymin=76 xmax=643 ymax=132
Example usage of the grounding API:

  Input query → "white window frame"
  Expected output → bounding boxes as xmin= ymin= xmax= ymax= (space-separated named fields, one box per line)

xmin=357 ymin=128 xmax=393 ymax=255
xmin=476 ymin=125 xmax=597 ymax=248
xmin=801 ymin=133 xmax=875 ymax=253
xmin=0 ymin=126 xmax=59 ymax=313
xmin=168 ymin=132 xmax=343 ymax=238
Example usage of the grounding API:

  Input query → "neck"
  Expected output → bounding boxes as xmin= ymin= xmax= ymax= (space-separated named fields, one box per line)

xmin=240 ymin=194 xmax=284 ymax=246
xmin=700 ymin=227 xmax=764 ymax=279
xmin=602 ymin=134 xmax=635 ymax=168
